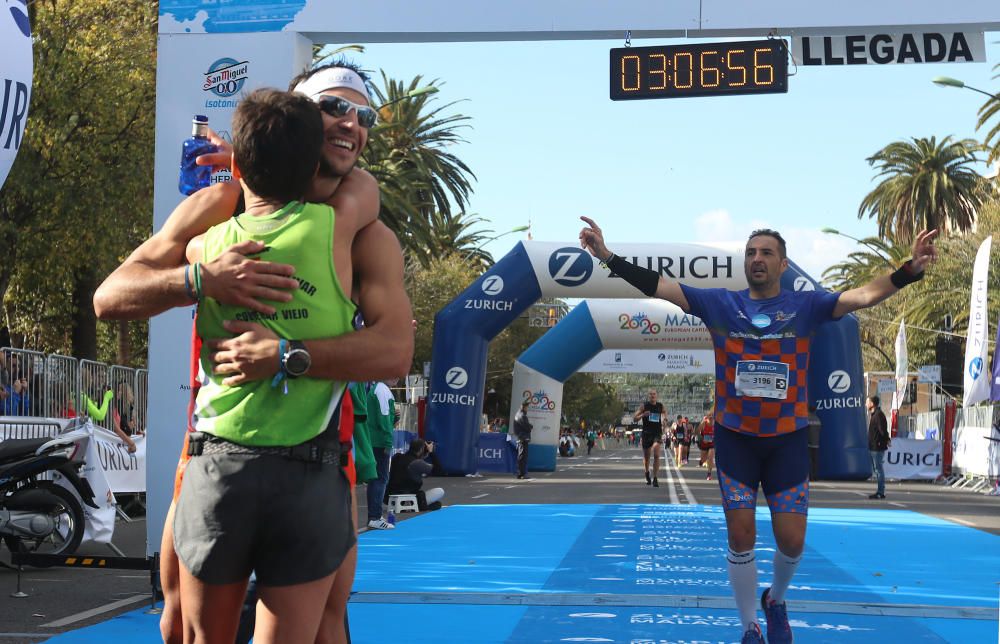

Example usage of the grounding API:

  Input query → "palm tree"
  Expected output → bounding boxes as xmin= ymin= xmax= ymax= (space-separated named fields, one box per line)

xmin=858 ymin=136 xmax=987 ymax=244
xmin=976 ymin=62 xmax=1000 ymax=166
xmin=821 ymin=236 xmax=910 ymax=291
xmin=419 ymin=210 xmax=495 ymax=268
xmin=361 ymin=73 xmax=477 ymax=257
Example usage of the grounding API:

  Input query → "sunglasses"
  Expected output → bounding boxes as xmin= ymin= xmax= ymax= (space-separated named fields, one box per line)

xmin=317 ymin=95 xmax=377 ymax=129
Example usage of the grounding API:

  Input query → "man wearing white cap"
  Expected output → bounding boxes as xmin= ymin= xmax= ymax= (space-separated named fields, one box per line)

xmin=95 ymin=60 xmax=412 ymax=643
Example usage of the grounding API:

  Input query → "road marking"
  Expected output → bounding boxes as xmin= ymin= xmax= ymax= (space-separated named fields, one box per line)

xmin=503 ymin=486 xmax=516 ymax=490
xmin=41 ymin=595 xmax=148 ymax=628
xmin=674 ymin=466 xmax=698 ymax=505
xmin=888 ymin=502 xmax=905 ymax=508
xmin=349 ymin=591 xmax=999 ymax=620
xmin=946 ymin=516 xmax=976 ymax=527
xmin=664 ymin=468 xmax=680 ymax=505
xmin=471 ymin=494 xmax=489 ymax=499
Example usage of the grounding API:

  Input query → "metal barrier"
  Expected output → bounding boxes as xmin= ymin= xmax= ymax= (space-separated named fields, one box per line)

xmin=0 ymin=419 xmax=64 ymax=440
xmin=44 ymin=354 xmax=81 ymax=419
xmin=135 ymin=369 xmax=148 ymax=435
xmin=1 ymin=347 xmax=46 ymax=416
xmin=1 ymin=347 xmax=149 ymax=444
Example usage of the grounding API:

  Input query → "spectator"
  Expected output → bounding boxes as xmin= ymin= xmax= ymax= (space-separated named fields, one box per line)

xmin=366 ymin=379 xmax=397 ymax=530
xmin=384 ymin=439 xmax=444 ymax=511
xmin=807 ymin=405 xmax=822 ymax=481
xmin=513 ymin=400 xmax=532 ymax=479
xmin=2 ymin=376 xmax=31 ymax=416
xmin=0 ymin=352 xmax=10 ymax=388
xmin=867 ymin=396 xmax=890 ymax=499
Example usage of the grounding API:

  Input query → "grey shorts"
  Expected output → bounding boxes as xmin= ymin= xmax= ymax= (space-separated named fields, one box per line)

xmin=173 ymin=451 xmax=355 ymax=586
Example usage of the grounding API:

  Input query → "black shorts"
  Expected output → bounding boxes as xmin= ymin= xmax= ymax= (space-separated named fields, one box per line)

xmin=641 ymin=433 xmax=661 ymax=450
xmin=714 ymin=424 xmax=809 ymax=515
xmin=174 ymin=451 xmax=355 ymax=586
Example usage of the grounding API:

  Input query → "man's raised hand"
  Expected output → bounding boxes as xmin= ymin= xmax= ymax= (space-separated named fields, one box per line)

xmin=910 ymin=229 xmax=939 ymax=273
xmin=579 ymin=216 xmax=611 ymax=261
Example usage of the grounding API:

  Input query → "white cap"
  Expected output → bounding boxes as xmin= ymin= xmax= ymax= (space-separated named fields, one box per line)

xmin=293 ymin=67 xmax=371 ymax=103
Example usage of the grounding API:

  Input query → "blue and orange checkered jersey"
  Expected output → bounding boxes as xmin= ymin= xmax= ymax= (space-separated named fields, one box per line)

xmin=680 ymin=285 xmax=841 ymax=437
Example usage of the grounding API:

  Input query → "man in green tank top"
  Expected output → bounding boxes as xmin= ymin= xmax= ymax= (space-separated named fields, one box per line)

xmin=169 ymin=88 xmax=356 ymax=644
xmin=96 ymin=61 xmax=414 ymax=644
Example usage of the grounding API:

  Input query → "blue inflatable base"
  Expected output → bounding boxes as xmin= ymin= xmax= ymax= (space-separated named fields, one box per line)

xmin=527 ymin=443 xmax=556 ymax=471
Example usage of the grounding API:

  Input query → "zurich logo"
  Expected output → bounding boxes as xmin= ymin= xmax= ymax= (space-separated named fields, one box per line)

xmin=481 ymin=275 xmax=504 ymax=296
xmin=7 ymin=0 xmax=29 ymax=37
xmin=657 ymin=353 xmax=666 ymax=361
xmin=969 ymin=357 xmax=983 ymax=380
xmin=751 ymin=314 xmax=771 ymax=328
xmin=828 ymin=370 xmax=851 ymax=394
xmin=793 ymin=276 xmax=815 ymax=292
xmin=548 ymin=247 xmax=593 ymax=287
xmin=445 ymin=367 xmax=469 ymax=390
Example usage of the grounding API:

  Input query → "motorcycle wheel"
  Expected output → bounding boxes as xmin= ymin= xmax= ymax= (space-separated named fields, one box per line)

xmin=4 ymin=482 xmax=86 ymax=556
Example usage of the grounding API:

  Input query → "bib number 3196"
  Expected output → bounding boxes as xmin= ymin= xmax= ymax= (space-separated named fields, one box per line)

xmin=735 ymin=360 xmax=789 ymax=399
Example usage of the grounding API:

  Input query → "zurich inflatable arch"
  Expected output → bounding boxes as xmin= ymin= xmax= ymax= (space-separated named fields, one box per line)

xmin=427 ymin=241 xmax=870 ymax=480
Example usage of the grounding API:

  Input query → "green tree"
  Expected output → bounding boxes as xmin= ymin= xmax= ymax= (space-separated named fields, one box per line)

xmin=0 ymin=0 xmax=156 ymax=362
xmin=362 ymin=74 xmax=477 ymax=261
xmin=420 ymin=210 xmax=495 ymax=268
xmin=859 ymin=136 xmax=987 ymax=244
xmin=976 ymin=61 xmax=1000 ymax=165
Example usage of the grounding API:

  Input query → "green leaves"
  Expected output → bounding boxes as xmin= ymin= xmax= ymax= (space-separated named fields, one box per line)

xmin=859 ymin=136 xmax=987 ymax=244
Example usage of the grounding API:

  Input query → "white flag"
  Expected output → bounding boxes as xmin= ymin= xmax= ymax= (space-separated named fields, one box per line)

xmin=891 ymin=318 xmax=908 ymax=412
xmin=963 ymin=236 xmax=993 ymax=407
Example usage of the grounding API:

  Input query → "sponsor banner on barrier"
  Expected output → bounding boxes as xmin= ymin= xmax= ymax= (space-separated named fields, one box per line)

xmin=91 ymin=430 xmax=146 ymax=494
xmin=884 ymin=437 xmax=942 ymax=480
xmin=952 ymin=423 xmax=1000 ymax=478
xmin=51 ymin=426 xmax=117 ymax=545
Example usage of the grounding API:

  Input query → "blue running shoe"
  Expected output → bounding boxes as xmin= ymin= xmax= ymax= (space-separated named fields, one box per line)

xmin=741 ymin=622 xmax=765 ymax=644
xmin=760 ymin=587 xmax=793 ymax=643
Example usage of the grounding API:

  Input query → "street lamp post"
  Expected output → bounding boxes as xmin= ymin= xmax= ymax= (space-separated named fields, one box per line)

xmin=932 ymin=76 xmax=999 ymax=101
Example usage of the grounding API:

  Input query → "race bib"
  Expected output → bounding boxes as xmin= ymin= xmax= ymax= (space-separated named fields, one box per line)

xmin=649 ymin=413 xmax=661 ymax=423
xmin=735 ymin=360 xmax=789 ymax=399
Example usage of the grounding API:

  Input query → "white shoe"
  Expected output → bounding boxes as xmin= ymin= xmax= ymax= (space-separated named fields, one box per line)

xmin=367 ymin=518 xmax=395 ymax=530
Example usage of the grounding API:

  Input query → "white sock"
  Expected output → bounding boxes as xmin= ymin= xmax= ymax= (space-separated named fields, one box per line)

xmin=727 ymin=548 xmax=759 ymax=630
xmin=769 ymin=549 xmax=802 ymax=604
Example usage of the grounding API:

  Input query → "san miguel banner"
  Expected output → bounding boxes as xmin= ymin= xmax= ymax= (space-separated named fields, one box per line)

xmin=963 ymin=236 xmax=992 ymax=407
xmin=884 ymin=437 xmax=943 ymax=480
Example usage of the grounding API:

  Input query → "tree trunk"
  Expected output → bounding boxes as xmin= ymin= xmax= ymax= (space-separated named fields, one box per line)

xmin=71 ymin=266 xmax=98 ymax=360
xmin=117 ymin=319 xmax=130 ymax=365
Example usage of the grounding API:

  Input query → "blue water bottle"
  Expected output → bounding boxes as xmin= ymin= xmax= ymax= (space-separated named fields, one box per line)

xmin=178 ymin=115 xmax=218 ymax=196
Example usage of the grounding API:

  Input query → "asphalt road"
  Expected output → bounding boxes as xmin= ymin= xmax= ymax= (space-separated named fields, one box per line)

xmin=2 ymin=442 xmax=996 ymax=643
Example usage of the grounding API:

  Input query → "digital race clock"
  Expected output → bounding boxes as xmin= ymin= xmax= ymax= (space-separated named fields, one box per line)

xmin=610 ymin=39 xmax=788 ymax=100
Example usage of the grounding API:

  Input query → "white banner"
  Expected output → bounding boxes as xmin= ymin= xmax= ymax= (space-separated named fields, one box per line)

xmin=509 ymin=362 xmax=563 ymax=452
xmin=51 ymin=426 xmax=117 ymax=545
xmin=884 ymin=437 xmax=942 ymax=480
xmin=90 ymin=430 xmax=146 ymax=494
xmin=963 ymin=236 xmax=992 ymax=407
xmin=0 ymin=0 xmax=32 ymax=191
xmin=952 ymin=423 xmax=1000 ymax=478
xmin=586 ymin=299 xmax=713 ymax=349
xmin=580 ymin=349 xmax=713 ymax=374
xmin=792 ymin=32 xmax=986 ymax=66
xmin=892 ymin=319 xmax=908 ymax=412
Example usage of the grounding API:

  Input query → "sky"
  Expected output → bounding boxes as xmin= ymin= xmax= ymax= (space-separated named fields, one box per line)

xmin=348 ymin=34 xmax=999 ymax=282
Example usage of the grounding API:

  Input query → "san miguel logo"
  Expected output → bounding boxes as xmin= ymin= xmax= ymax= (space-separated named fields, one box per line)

xmin=203 ymin=57 xmax=249 ymax=98
xmin=523 ymin=389 xmax=557 ymax=411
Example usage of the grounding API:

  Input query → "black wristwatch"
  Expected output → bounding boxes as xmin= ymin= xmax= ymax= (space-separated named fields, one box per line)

xmin=282 ymin=340 xmax=311 ymax=378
